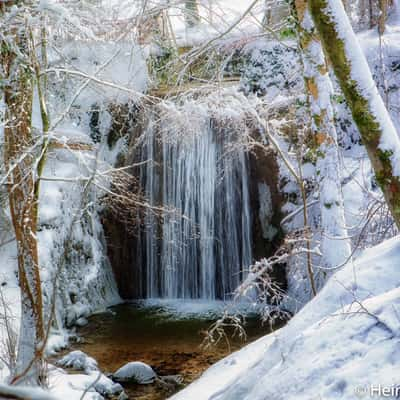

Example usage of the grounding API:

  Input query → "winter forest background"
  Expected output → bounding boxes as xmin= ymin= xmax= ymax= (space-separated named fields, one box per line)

xmin=1 ymin=0 xmax=400 ymax=399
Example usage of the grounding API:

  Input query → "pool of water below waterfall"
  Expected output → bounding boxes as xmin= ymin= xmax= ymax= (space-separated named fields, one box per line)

xmin=63 ymin=300 xmax=283 ymax=399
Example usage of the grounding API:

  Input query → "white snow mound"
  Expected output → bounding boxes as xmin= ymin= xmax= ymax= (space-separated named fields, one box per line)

xmin=171 ymin=236 xmax=400 ymax=400
xmin=113 ymin=361 xmax=157 ymax=384
xmin=49 ymin=367 xmax=120 ymax=400
xmin=57 ymin=350 xmax=98 ymax=373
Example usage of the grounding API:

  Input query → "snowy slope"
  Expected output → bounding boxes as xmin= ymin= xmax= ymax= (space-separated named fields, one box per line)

xmin=171 ymin=236 xmax=400 ymax=400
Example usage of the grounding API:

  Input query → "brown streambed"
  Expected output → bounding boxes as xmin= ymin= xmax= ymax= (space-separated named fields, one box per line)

xmin=66 ymin=301 xmax=279 ymax=399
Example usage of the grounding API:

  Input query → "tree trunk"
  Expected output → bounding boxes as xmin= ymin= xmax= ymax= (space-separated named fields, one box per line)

xmin=294 ymin=0 xmax=352 ymax=278
xmin=369 ymin=0 xmax=375 ymax=28
xmin=359 ymin=0 xmax=369 ymax=28
xmin=378 ymin=0 xmax=388 ymax=34
xmin=1 ymin=4 xmax=46 ymax=385
xmin=309 ymin=0 xmax=400 ymax=229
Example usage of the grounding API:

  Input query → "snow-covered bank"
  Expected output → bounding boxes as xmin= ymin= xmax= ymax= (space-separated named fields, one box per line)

xmin=49 ymin=367 xmax=122 ymax=400
xmin=171 ymin=236 xmax=400 ymax=400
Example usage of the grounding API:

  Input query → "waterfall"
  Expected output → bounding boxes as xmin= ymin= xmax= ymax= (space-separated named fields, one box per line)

xmin=137 ymin=105 xmax=252 ymax=300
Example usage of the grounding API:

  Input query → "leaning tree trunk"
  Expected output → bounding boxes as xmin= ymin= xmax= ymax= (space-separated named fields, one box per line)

xmin=1 ymin=3 xmax=46 ymax=385
xmin=294 ymin=1 xmax=352 ymax=280
xmin=309 ymin=0 xmax=400 ymax=230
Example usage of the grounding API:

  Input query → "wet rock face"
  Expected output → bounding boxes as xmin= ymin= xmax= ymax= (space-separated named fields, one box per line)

xmin=100 ymin=105 xmax=147 ymax=300
xmin=248 ymin=145 xmax=286 ymax=291
xmin=101 ymin=209 xmax=143 ymax=299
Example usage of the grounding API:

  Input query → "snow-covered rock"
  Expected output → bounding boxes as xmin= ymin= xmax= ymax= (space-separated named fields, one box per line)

xmin=171 ymin=236 xmax=400 ymax=400
xmin=48 ymin=365 xmax=124 ymax=400
xmin=112 ymin=361 xmax=156 ymax=384
xmin=94 ymin=377 xmax=123 ymax=397
xmin=75 ymin=317 xmax=89 ymax=327
xmin=49 ymin=367 xmax=105 ymax=400
xmin=57 ymin=350 xmax=98 ymax=374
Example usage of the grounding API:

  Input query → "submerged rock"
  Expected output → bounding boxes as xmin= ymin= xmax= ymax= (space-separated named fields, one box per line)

xmin=161 ymin=375 xmax=183 ymax=386
xmin=112 ymin=361 xmax=156 ymax=384
xmin=156 ymin=374 xmax=184 ymax=392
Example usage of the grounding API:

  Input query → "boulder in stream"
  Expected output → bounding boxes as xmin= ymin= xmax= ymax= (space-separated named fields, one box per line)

xmin=112 ymin=361 xmax=156 ymax=384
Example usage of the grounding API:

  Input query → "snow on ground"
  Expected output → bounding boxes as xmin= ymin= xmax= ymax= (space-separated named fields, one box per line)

xmin=171 ymin=236 xmax=400 ymax=400
xmin=49 ymin=366 xmax=122 ymax=400
xmin=0 ymin=384 xmax=57 ymax=400
xmin=57 ymin=351 xmax=98 ymax=374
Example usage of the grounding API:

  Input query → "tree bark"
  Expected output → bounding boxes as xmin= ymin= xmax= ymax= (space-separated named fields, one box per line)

xmin=1 ymin=3 xmax=46 ymax=385
xmin=378 ymin=0 xmax=388 ymax=34
xmin=309 ymin=0 xmax=400 ymax=229
xmin=369 ymin=0 xmax=375 ymax=28
xmin=293 ymin=0 xmax=352 ymax=279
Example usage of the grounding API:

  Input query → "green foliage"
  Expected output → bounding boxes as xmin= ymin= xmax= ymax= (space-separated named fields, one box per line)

xmin=378 ymin=149 xmax=394 ymax=164
xmin=332 ymin=93 xmax=345 ymax=104
xmin=303 ymin=146 xmax=324 ymax=165
xmin=280 ymin=25 xmax=296 ymax=39
xmin=313 ymin=113 xmax=322 ymax=128
xmin=148 ymin=45 xmax=178 ymax=86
